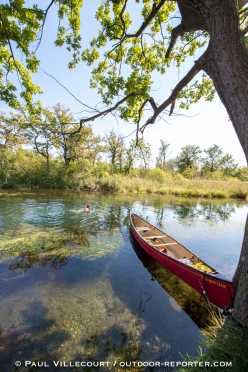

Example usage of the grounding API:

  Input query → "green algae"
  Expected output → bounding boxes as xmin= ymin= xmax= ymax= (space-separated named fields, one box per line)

xmin=0 ymin=225 xmax=123 ymax=264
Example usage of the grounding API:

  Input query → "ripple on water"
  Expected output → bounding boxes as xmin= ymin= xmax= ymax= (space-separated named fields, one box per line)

xmin=0 ymin=192 xmax=247 ymax=372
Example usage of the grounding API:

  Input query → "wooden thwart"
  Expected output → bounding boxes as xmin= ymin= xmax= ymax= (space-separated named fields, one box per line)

xmin=144 ymin=235 xmax=167 ymax=239
xmin=148 ymin=242 xmax=178 ymax=246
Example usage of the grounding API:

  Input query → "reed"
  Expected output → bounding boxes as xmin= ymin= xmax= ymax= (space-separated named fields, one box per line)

xmin=81 ymin=175 xmax=248 ymax=199
xmin=2 ymin=173 xmax=246 ymax=199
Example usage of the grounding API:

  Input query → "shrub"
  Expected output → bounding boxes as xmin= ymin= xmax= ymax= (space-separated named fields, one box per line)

xmin=146 ymin=168 xmax=172 ymax=183
xmin=181 ymin=166 xmax=199 ymax=179
xmin=173 ymin=173 xmax=186 ymax=181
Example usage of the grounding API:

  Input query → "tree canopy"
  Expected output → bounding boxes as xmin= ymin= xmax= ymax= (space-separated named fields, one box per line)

xmin=176 ymin=144 xmax=202 ymax=173
xmin=1 ymin=0 xmax=248 ymax=327
xmin=0 ymin=1 xmax=248 ymax=142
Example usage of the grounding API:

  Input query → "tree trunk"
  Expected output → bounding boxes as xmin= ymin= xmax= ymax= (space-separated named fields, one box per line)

xmin=233 ymin=218 xmax=248 ymax=326
xmin=204 ymin=0 xmax=248 ymax=327
xmin=203 ymin=1 xmax=248 ymax=163
xmin=44 ymin=143 xmax=50 ymax=173
xmin=46 ymin=154 xmax=50 ymax=173
xmin=179 ymin=0 xmax=248 ymax=326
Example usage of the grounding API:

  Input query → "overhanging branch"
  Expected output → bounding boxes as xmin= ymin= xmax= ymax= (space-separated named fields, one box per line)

xmin=165 ymin=23 xmax=186 ymax=58
xmin=239 ymin=0 xmax=248 ymax=9
xmin=140 ymin=49 xmax=209 ymax=133
xmin=242 ymin=25 xmax=248 ymax=34
xmin=35 ymin=0 xmax=55 ymax=52
xmin=111 ymin=0 xmax=168 ymax=46
xmin=79 ymin=93 xmax=138 ymax=127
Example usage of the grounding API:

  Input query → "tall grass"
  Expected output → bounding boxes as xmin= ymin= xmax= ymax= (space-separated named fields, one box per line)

xmin=80 ymin=175 xmax=248 ymax=199
xmin=2 ymin=167 xmax=247 ymax=199
xmin=179 ymin=315 xmax=248 ymax=372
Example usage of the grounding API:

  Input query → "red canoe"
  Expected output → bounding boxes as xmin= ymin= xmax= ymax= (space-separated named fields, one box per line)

xmin=130 ymin=213 xmax=235 ymax=309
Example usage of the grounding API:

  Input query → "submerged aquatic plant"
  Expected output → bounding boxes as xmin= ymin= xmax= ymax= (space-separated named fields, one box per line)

xmin=0 ymin=224 xmax=123 ymax=268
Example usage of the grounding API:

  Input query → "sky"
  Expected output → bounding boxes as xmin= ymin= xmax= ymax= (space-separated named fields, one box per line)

xmin=0 ymin=0 xmax=247 ymax=166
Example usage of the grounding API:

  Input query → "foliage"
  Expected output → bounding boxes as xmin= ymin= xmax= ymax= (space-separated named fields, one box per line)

xmin=37 ymin=103 xmax=100 ymax=166
xmin=0 ymin=0 xmax=238 ymax=120
xmin=0 ymin=0 xmax=83 ymax=109
xmin=236 ymin=166 xmax=248 ymax=181
xmin=219 ymin=154 xmax=239 ymax=176
xmin=104 ymin=129 xmax=125 ymax=173
xmin=202 ymin=145 xmax=239 ymax=177
xmin=146 ymin=168 xmax=172 ymax=183
xmin=0 ymin=110 xmax=247 ymax=191
xmin=202 ymin=144 xmax=224 ymax=173
xmin=156 ymin=140 xmax=171 ymax=170
xmin=0 ymin=0 xmax=248 ymax=185
xmin=176 ymin=145 xmax=202 ymax=173
xmin=178 ymin=74 xmax=215 ymax=110
xmin=181 ymin=166 xmax=199 ymax=179
xmin=207 ymin=170 xmax=228 ymax=181
xmin=126 ymin=138 xmax=152 ymax=172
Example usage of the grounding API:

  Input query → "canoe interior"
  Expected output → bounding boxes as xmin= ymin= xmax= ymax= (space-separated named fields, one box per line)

xmin=131 ymin=213 xmax=235 ymax=309
xmin=131 ymin=213 xmax=217 ymax=274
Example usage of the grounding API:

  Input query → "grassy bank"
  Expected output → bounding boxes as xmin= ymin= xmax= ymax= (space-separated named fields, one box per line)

xmin=80 ymin=175 xmax=248 ymax=199
xmin=179 ymin=316 xmax=248 ymax=372
xmin=1 ymin=171 xmax=247 ymax=199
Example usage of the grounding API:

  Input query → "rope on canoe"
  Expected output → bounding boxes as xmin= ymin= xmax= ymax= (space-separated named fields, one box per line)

xmin=202 ymin=273 xmax=248 ymax=332
xmin=201 ymin=273 xmax=216 ymax=317
xmin=223 ymin=308 xmax=248 ymax=333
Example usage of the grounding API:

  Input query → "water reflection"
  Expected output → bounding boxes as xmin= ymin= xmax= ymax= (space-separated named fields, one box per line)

xmin=130 ymin=232 xmax=218 ymax=329
xmin=171 ymin=202 xmax=236 ymax=222
xmin=0 ymin=192 xmax=246 ymax=372
xmin=9 ymin=251 xmax=69 ymax=272
xmin=0 ymin=257 xmax=150 ymax=372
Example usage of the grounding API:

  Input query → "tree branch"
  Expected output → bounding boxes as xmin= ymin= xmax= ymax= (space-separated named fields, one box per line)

xmin=110 ymin=0 xmax=167 ymax=47
xmin=131 ymin=0 xmax=168 ymax=39
xmin=239 ymin=0 xmax=248 ymax=9
xmin=242 ymin=25 xmax=248 ymax=34
xmin=80 ymin=93 xmax=138 ymax=127
xmin=165 ymin=24 xmax=206 ymax=59
xmin=39 ymin=67 xmax=97 ymax=111
xmin=35 ymin=0 xmax=55 ymax=52
xmin=0 ymin=11 xmax=23 ymax=91
xmin=165 ymin=23 xmax=186 ymax=58
xmin=119 ymin=0 xmax=128 ymax=38
xmin=140 ymin=50 xmax=209 ymax=133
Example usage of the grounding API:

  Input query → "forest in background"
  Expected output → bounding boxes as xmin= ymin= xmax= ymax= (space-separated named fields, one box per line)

xmin=0 ymin=104 xmax=247 ymax=196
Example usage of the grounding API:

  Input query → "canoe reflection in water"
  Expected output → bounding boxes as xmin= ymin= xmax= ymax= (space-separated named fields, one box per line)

xmin=130 ymin=231 xmax=218 ymax=329
xmin=130 ymin=213 xmax=234 ymax=310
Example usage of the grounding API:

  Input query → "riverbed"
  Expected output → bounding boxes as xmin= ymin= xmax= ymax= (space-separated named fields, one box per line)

xmin=0 ymin=191 xmax=247 ymax=372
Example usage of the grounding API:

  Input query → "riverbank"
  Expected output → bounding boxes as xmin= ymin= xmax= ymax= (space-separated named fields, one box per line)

xmin=0 ymin=190 xmax=247 ymax=371
xmin=179 ymin=316 xmax=248 ymax=372
xmin=2 ymin=175 xmax=247 ymax=199
xmin=86 ymin=175 xmax=248 ymax=199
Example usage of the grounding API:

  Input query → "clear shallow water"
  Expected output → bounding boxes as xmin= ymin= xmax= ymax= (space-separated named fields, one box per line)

xmin=0 ymin=191 xmax=247 ymax=372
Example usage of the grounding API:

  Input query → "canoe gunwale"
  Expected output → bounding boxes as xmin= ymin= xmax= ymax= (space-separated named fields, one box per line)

xmin=131 ymin=212 xmax=216 ymax=270
xmin=130 ymin=212 xmax=235 ymax=308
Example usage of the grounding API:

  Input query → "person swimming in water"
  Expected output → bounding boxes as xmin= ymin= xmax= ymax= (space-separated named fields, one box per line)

xmin=84 ymin=204 xmax=91 ymax=213
xmin=70 ymin=204 xmax=91 ymax=213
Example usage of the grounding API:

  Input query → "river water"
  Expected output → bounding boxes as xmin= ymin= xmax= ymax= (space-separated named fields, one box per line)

xmin=0 ymin=191 xmax=247 ymax=372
